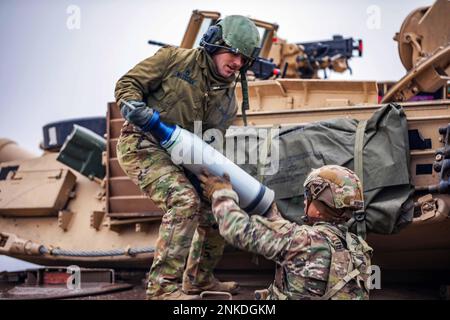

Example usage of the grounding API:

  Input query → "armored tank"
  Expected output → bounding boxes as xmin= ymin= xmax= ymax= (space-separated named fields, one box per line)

xmin=1 ymin=0 xmax=449 ymax=283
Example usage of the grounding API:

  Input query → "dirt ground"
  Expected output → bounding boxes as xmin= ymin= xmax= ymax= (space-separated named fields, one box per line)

xmin=70 ymin=271 xmax=446 ymax=300
xmin=1 ymin=269 xmax=447 ymax=300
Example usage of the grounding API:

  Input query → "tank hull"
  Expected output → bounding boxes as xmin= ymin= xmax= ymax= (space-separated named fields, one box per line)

xmin=1 ymin=91 xmax=450 ymax=273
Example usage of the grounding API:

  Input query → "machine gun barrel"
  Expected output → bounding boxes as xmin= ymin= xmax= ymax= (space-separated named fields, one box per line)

xmin=148 ymin=40 xmax=175 ymax=47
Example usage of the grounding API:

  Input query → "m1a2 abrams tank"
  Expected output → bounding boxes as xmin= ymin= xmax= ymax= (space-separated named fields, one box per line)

xmin=1 ymin=0 xmax=449 ymax=288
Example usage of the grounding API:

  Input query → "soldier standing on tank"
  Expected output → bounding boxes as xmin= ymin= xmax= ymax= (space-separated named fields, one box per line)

xmin=199 ymin=165 xmax=373 ymax=300
xmin=115 ymin=16 xmax=261 ymax=300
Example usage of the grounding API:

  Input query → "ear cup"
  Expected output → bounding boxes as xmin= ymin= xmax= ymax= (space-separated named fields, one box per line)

xmin=200 ymin=25 xmax=222 ymax=54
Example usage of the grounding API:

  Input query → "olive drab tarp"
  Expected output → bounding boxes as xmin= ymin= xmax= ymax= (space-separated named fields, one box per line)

xmin=226 ymin=103 xmax=414 ymax=234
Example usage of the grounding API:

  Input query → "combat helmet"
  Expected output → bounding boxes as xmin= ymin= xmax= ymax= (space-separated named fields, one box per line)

xmin=200 ymin=15 xmax=261 ymax=67
xmin=303 ymin=165 xmax=364 ymax=222
xmin=200 ymin=15 xmax=261 ymax=126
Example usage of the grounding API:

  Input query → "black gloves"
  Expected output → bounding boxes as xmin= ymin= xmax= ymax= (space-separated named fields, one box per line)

xmin=120 ymin=100 xmax=153 ymax=130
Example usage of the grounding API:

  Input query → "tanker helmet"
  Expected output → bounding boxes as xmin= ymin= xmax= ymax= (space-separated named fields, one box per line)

xmin=303 ymin=165 xmax=364 ymax=221
xmin=200 ymin=15 xmax=261 ymax=66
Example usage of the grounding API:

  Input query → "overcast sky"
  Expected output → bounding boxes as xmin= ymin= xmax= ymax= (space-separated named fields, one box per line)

xmin=0 ymin=0 xmax=433 ymax=155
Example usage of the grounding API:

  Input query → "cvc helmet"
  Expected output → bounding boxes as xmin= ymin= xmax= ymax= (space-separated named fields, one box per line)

xmin=200 ymin=15 xmax=261 ymax=66
xmin=303 ymin=165 xmax=364 ymax=221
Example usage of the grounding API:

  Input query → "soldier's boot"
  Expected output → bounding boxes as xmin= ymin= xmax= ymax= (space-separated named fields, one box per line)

xmin=183 ymin=277 xmax=240 ymax=295
xmin=254 ymin=289 xmax=269 ymax=300
xmin=145 ymin=211 xmax=200 ymax=299
xmin=147 ymin=289 xmax=201 ymax=300
xmin=143 ymin=172 xmax=202 ymax=300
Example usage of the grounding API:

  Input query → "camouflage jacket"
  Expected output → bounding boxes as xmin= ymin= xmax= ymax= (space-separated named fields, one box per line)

xmin=115 ymin=46 xmax=238 ymax=134
xmin=211 ymin=189 xmax=373 ymax=300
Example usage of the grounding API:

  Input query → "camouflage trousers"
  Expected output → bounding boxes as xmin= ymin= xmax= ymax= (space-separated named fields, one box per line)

xmin=117 ymin=125 xmax=226 ymax=297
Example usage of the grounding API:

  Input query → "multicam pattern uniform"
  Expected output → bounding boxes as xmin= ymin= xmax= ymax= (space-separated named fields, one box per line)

xmin=210 ymin=189 xmax=373 ymax=300
xmin=115 ymin=46 xmax=237 ymax=297
xmin=117 ymin=126 xmax=225 ymax=296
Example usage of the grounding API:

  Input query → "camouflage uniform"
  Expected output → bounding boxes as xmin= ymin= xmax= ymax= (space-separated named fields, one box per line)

xmin=209 ymin=166 xmax=373 ymax=300
xmin=115 ymin=46 xmax=237 ymax=297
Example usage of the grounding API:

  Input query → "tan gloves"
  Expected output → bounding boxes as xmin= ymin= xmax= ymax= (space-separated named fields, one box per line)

xmin=199 ymin=170 xmax=233 ymax=202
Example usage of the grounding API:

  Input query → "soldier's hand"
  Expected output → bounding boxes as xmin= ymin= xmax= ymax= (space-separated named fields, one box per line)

xmin=121 ymin=101 xmax=154 ymax=130
xmin=126 ymin=106 xmax=154 ymax=129
xmin=199 ymin=169 xmax=233 ymax=202
xmin=120 ymin=100 xmax=146 ymax=120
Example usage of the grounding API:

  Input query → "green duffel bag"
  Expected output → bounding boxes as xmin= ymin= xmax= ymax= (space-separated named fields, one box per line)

xmin=227 ymin=103 xmax=414 ymax=236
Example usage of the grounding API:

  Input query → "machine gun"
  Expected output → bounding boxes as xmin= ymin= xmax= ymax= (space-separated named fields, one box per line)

xmin=249 ymin=57 xmax=280 ymax=80
xmin=295 ymin=35 xmax=363 ymax=78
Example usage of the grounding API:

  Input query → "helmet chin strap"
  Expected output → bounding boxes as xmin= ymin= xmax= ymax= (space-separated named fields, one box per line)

xmin=302 ymin=197 xmax=312 ymax=223
xmin=240 ymin=69 xmax=249 ymax=126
